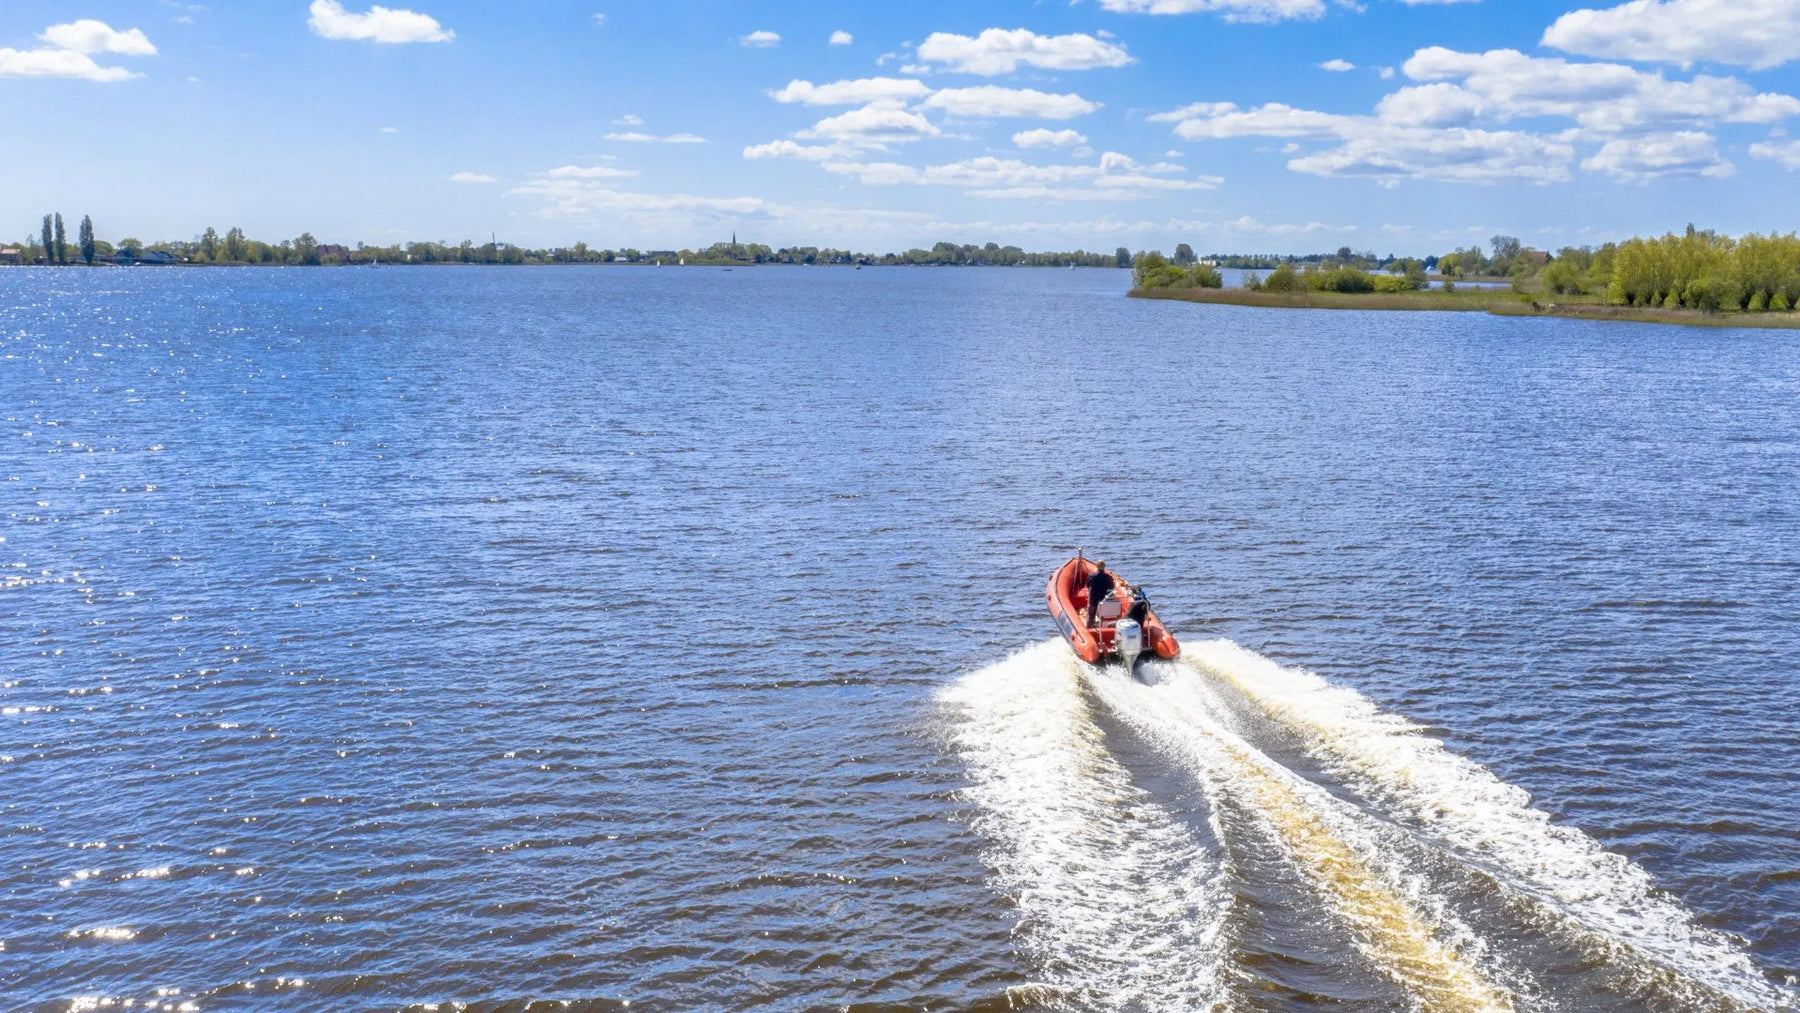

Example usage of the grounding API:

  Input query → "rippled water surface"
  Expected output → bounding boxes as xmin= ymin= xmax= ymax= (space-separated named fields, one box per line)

xmin=4 ymin=267 xmax=1798 ymax=1012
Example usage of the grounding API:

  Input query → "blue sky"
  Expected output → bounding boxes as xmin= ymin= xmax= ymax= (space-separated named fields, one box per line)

xmin=7 ymin=0 xmax=1800 ymax=255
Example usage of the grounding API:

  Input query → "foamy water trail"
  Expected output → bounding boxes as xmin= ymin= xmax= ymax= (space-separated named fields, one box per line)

xmin=1086 ymin=663 xmax=1520 ymax=1013
xmin=939 ymin=641 xmax=1230 ymax=1011
xmin=1183 ymin=639 xmax=1798 ymax=1012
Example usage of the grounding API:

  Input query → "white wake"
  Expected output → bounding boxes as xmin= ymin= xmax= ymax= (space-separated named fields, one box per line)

xmin=1086 ymin=660 xmax=1522 ymax=1013
xmin=1181 ymin=638 xmax=1796 ymax=1012
xmin=944 ymin=638 xmax=1796 ymax=1012
xmin=939 ymin=641 xmax=1230 ymax=1011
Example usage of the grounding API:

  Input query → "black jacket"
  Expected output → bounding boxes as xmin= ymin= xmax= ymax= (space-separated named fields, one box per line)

xmin=1086 ymin=570 xmax=1116 ymax=603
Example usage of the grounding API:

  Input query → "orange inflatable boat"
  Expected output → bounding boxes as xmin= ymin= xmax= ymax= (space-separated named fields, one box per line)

xmin=1046 ymin=556 xmax=1180 ymax=669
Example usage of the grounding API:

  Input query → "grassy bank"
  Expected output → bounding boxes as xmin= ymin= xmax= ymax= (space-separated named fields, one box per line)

xmin=1132 ymin=286 xmax=1517 ymax=312
xmin=1130 ymin=285 xmax=1800 ymax=328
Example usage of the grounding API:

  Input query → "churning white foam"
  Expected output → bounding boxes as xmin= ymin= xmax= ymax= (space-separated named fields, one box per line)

xmin=940 ymin=641 xmax=1229 ymax=1011
xmin=1183 ymin=638 xmax=1797 ymax=1012
xmin=1086 ymin=660 xmax=1520 ymax=1013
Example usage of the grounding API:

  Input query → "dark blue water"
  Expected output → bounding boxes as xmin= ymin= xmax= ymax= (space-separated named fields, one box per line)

xmin=3 ymin=266 xmax=1797 ymax=1012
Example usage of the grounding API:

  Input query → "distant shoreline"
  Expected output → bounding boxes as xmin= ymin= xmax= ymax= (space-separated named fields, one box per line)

xmin=0 ymin=260 xmax=1129 ymax=269
xmin=1129 ymin=286 xmax=1800 ymax=329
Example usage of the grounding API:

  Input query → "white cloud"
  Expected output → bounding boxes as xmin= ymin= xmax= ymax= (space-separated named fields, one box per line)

xmin=308 ymin=1 xmax=452 ymax=44
xmin=741 ymin=30 xmax=781 ymax=48
xmin=509 ymin=169 xmax=772 ymax=236
xmin=1097 ymin=0 xmax=1331 ymax=22
xmin=1215 ymin=215 xmax=1357 ymax=235
xmin=770 ymin=77 xmax=931 ymax=105
xmin=1153 ymin=100 xmax=1574 ymax=183
xmin=796 ymin=101 xmax=943 ymax=145
xmin=1375 ymin=82 xmax=1486 ymax=127
xmin=830 ymin=30 xmax=853 ymax=45
xmin=1320 ymin=58 xmax=1355 ymax=72
xmin=1154 ymin=45 xmax=1790 ymax=185
xmin=1014 ymin=128 xmax=1088 ymax=148
xmin=1156 ymin=101 xmax=1357 ymax=138
xmin=1543 ymin=0 xmax=1800 ymax=71
xmin=1580 ymin=130 xmax=1735 ymax=179
xmin=1750 ymin=137 xmax=1800 ymax=168
xmin=545 ymin=165 xmax=640 ymax=179
xmin=614 ymin=113 xmax=643 ymax=125
xmin=591 ymin=13 xmax=605 ymax=27
xmin=914 ymin=28 xmax=1132 ymax=75
xmin=1287 ymin=126 xmax=1577 ymax=184
xmin=0 ymin=18 xmax=156 ymax=81
xmin=605 ymin=131 xmax=707 ymax=143
xmin=39 ymin=20 xmax=157 ymax=56
xmin=449 ymin=172 xmax=496 ymax=183
xmin=1401 ymin=47 xmax=1800 ymax=134
xmin=814 ymin=152 xmax=1221 ymax=199
xmin=743 ymin=140 xmax=839 ymax=161
xmin=922 ymin=85 xmax=1100 ymax=119
xmin=0 ymin=46 xmax=139 ymax=82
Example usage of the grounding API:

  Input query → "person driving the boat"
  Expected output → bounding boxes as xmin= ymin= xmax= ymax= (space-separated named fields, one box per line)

xmin=1085 ymin=561 xmax=1116 ymax=627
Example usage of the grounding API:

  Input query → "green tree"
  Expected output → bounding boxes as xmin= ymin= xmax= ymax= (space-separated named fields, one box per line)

xmin=1115 ymin=246 xmax=1131 ymax=268
xmin=200 ymin=227 xmax=219 ymax=262
xmin=1540 ymin=259 xmax=1586 ymax=295
xmin=1262 ymin=262 xmax=1305 ymax=293
xmin=223 ymin=227 xmax=247 ymax=262
xmin=1310 ymin=266 xmax=1375 ymax=293
xmin=294 ymin=232 xmax=320 ymax=265
xmin=53 ymin=213 xmax=66 ymax=264
xmin=78 ymin=215 xmax=95 ymax=265
xmin=40 ymin=215 xmax=53 ymax=265
xmin=118 ymin=237 xmax=143 ymax=257
xmin=1173 ymin=243 xmax=1196 ymax=265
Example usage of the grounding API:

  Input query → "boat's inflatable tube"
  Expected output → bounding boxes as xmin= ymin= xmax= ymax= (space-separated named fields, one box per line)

xmin=1046 ymin=557 xmax=1180 ymax=665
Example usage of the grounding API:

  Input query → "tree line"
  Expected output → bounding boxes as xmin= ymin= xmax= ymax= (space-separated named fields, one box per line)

xmin=1133 ymin=248 xmax=1431 ymax=294
xmin=10 ymin=216 xmax=1138 ymax=269
xmin=1131 ymin=226 xmax=1800 ymax=315
xmin=1538 ymin=227 xmax=1800 ymax=311
xmin=27 ymin=213 xmax=100 ymax=265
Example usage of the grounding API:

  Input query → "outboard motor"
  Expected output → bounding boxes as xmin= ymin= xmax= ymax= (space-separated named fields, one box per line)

xmin=1115 ymin=616 xmax=1143 ymax=673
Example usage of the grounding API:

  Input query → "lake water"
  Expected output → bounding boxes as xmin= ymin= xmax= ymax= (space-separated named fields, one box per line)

xmin=4 ymin=266 xmax=1798 ymax=1013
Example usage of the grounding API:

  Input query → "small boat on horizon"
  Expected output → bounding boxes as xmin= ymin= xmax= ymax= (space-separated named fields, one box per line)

xmin=1046 ymin=554 xmax=1180 ymax=671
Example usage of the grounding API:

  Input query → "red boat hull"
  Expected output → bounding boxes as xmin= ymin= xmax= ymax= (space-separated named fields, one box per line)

xmin=1045 ymin=557 xmax=1181 ymax=665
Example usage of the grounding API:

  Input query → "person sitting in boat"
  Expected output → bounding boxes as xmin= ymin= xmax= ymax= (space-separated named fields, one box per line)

xmin=1127 ymin=594 xmax=1150 ymax=625
xmin=1084 ymin=561 xmax=1116 ymax=628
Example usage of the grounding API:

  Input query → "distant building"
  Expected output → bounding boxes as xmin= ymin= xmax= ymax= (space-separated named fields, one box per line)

xmin=114 ymin=249 xmax=178 ymax=265
xmin=0 ymin=247 xmax=21 ymax=265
